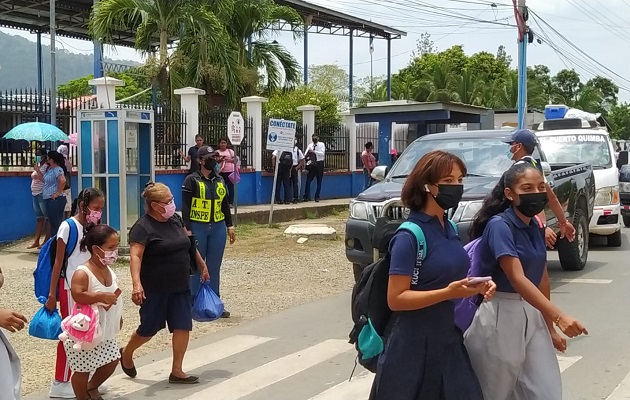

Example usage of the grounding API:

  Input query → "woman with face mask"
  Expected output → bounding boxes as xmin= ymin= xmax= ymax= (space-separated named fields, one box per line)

xmin=65 ymin=224 xmax=123 ymax=400
xmin=121 ymin=182 xmax=209 ymax=385
xmin=181 ymin=145 xmax=235 ymax=317
xmin=370 ymin=150 xmax=495 ymax=400
xmin=465 ymin=162 xmax=588 ymax=400
xmin=46 ymin=187 xmax=106 ymax=399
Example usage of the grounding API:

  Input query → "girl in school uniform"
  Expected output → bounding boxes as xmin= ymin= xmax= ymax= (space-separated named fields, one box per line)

xmin=465 ymin=162 xmax=588 ymax=400
xmin=65 ymin=224 xmax=122 ymax=400
xmin=370 ymin=150 xmax=495 ymax=400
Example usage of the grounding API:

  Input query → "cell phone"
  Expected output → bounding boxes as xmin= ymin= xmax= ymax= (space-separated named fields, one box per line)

xmin=114 ymin=288 xmax=122 ymax=298
xmin=467 ymin=276 xmax=492 ymax=285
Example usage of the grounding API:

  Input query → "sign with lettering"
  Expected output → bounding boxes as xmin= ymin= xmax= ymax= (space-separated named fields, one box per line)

xmin=539 ymin=134 xmax=606 ymax=143
xmin=227 ymin=111 xmax=245 ymax=145
xmin=266 ymin=119 xmax=296 ymax=152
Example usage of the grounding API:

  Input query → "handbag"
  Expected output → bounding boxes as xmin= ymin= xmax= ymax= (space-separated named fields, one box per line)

xmin=228 ymin=154 xmax=241 ymax=184
xmin=29 ymin=305 xmax=62 ymax=340
xmin=188 ymin=234 xmax=199 ymax=274
xmin=192 ymin=282 xmax=225 ymax=322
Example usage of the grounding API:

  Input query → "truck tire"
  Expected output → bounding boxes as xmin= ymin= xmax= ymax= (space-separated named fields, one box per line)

xmin=557 ymin=208 xmax=589 ymax=271
xmin=623 ymin=216 xmax=630 ymax=227
xmin=607 ymin=230 xmax=622 ymax=247
xmin=352 ymin=263 xmax=365 ymax=283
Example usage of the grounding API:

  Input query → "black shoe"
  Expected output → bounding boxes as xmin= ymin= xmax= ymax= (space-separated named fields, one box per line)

xmin=119 ymin=348 xmax=137 ymax=378
xmin=168 ymin=374 xmax=199 ymax=384
xmin=221 ymin=310 xmax=231 ymax=318
xmin=315 ymin=198 xmax=320 ymax=202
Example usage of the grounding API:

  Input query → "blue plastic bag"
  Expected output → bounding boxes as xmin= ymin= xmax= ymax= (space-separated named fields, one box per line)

xmin=192 ymin=283 xmax=224 ymax=322
xmin=29 ymin=304 xmax=62 ymax=340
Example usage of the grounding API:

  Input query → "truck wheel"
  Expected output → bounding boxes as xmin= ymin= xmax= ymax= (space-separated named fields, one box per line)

xmin=607 ymin=230 xmax=622 ymax=247
xmin=557 ymin=208 xmax=588 ymax=271
xmin=352 ymin=264 xmax=365 ymax=283
xmin=623 ymin=216 xmax=630 ymax=227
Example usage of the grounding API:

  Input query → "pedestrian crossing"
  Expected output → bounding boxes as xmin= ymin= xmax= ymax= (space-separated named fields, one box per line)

xmin=101 ymin=334 xmax=622 ymax=400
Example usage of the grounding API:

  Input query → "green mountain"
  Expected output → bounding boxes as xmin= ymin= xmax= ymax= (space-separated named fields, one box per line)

xmin=0 ymin=31 xmax=139 ymax=91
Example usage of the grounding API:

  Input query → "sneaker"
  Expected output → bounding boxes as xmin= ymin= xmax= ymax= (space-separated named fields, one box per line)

xmin=49 ymin=380 xmax=75 ymax=399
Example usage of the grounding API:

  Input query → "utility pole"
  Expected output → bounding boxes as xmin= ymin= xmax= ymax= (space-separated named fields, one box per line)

xmin=50 ymin=0 xmax=57 ymax=126
xmin=516 ymin=0 xmax=529 ymax=129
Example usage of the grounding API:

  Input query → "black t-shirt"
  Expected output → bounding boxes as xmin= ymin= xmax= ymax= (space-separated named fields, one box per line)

xmin=188 ymin=146 xmax=200 ymax=173
xmin=129 ymin=214 xmax=190 ymax=293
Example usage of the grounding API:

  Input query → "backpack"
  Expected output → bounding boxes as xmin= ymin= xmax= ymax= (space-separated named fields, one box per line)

xmin=453 ymin=213 xmax=543 ymax=332
xmin=349 ymin=219 xmax=458 ymax=373
xmin=34 ymin=218 xmax=79 ymax=302
xmin=279 ymin=151 xmax=293 ymax=168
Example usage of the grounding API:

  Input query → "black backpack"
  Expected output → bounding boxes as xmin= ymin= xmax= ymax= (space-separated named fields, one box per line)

xmin=280 ymin=151 xmax=293 ymax=168
xmin=348 ymin=219 xmax=457 ymax=373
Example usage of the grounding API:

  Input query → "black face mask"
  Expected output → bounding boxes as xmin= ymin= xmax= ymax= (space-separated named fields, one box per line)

xmin=203 ymin=158 xmax=218 ymax=173
xmin=515 ymin=192 xmax=548 ymax=217
xmin=431 ymin=184 xmax=464 ymax=210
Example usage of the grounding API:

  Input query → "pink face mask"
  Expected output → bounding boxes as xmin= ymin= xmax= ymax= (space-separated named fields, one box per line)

xmin=160 ymin=200 xmax=176 ymax=219
xmin=86 ymin=208 xmax=102 ymax=224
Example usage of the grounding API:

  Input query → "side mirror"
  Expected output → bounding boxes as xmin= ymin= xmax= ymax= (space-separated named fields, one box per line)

xmin=618 ymin=150 xmax=629 ymax=167
xmin=371 ymin=165 xmax=388 ymax=181
xmin=540 ymin=161 xmax=552 ymax=177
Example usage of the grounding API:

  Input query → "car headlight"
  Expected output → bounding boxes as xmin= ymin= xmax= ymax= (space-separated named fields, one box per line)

xmin=620 ymin=182 xmax=630 ymax=193
xmin=452 ymin=200 xmax=483 ymax=222
xmin=349 ymin=200 xmax=370 ymax=220
xmin=594 ymin=186 xmax=620 ymax=206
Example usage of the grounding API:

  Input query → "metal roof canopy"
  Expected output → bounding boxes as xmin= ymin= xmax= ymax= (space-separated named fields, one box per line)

xmin=0 ymin=0 xmax=144 ymax=48
xmin=0 ymin=0 xmax=406 ymax=48
xmin=350 ymin=101 xmax=489 ymax=124
xmin=275 ymin=0 xmax=406 ymax=39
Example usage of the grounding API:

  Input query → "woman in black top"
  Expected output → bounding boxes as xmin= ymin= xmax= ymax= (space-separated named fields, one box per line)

xmin=182 ymin=145 xmax=235 ymax=317
xmin=120 ymin=182 xmax=209 ymax=384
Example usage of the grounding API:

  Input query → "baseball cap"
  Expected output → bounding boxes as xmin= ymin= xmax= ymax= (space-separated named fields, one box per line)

xmin=197 ymin=145 xmax=217 ymax=158
xmin=503 ymin=129 xmax=538 ymax=148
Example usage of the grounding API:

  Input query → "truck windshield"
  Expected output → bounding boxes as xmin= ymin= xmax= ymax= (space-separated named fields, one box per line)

xmin=388 ymin=137 xmax=514 ymax=178
xmin=538 ymin=134 xmax=612 ymax=169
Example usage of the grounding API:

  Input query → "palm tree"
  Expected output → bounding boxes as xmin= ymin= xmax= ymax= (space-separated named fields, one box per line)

xmin=89 ymin=0 xmax=237 ymax=103
xmin=419 ymin=67 xmax=456 ymax=102
xmin=452 ymin=68 xmax=484 ymax=105
xmin=219 ymin=0 xmax=303 ymax=93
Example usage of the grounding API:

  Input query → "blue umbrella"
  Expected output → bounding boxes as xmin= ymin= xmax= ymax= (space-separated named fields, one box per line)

xmin=4 ymin=122 xmax=69 ymax=142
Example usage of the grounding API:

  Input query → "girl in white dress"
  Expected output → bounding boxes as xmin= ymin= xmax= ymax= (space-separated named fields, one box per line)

xmin=66 ymin=225 xmax=123 ymax=400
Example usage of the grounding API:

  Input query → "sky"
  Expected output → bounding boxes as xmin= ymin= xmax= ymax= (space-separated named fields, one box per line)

xmin=2 ymin=0 xmax=630 ymax=101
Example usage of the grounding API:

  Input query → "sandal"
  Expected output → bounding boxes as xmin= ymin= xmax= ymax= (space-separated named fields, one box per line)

xmin=119 ymin=348 xmax=137 ymax=378
xmin=168 ymin=373 xmax=199 ymax=384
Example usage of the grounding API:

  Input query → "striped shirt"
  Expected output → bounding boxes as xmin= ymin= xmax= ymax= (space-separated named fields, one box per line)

xmin=30 ymin=164 xmax=47 ymax=196
xmin=42 ymin=166 xmax=64 ymax=199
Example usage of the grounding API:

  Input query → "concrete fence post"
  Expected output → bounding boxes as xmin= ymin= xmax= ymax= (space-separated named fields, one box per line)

xmin=241 ymin=96 xmax=268 ymax=172
xmin=88 ymin=76 xmax=124 ymax=109
xmin=297 ymin=104 xmax=320 ymax=141
xmin=174 ymin=87 xmax=205 ymax=149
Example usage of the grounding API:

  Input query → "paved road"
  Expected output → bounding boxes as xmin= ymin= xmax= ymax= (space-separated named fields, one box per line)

xmin=26 ymin=228 xmax=630 ymax=400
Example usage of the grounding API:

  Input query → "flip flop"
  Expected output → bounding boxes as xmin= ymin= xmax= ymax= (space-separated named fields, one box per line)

xmin=119 ymin=348 xmax=137 ymax=378
xmin=168 ymin=374 xmax=199 ymax=384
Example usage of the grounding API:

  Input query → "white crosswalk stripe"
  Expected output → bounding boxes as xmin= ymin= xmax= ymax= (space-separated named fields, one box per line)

xmin=99 ymin=336 xmax=629 ymax=400
xmin=180 ymin=339 xmax=350 ymax=400
xmin=108 ymin=335 xmax=275 ymax=398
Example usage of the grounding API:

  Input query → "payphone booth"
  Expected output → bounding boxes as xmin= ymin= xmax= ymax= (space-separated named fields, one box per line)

xmin=77 ymin=109 xmax=155 ymax=245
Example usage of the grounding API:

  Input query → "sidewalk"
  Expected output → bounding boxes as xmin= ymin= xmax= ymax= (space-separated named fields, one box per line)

xmin=0 ymin=198 xmax=351 ymax=255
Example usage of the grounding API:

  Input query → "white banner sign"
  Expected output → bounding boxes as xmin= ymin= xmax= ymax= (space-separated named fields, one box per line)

xmin=266 ymin=119 xmax=296 ymax=153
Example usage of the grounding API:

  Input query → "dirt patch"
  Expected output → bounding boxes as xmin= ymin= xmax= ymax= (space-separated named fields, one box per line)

xmin=0 ymin=212 xmax=353 ymax=395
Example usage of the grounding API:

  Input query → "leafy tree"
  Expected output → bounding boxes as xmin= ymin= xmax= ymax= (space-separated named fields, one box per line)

xmin=467 ymin=51 xmax=510 ymax=82
xmin=411 ymin=32 xmax=437 ymax=59
xmin=308 ymin=64 xmax=349 ymax=99
xmin=264 ymin=86 xmax=340 ymax=126
xmin=608 ymin=103 xmax=630 ymax=140
xmin=552 ymin=69 xmax=582 ymax=103
xmin=585 ymin=76 xmax=618 ymax=110
xmin=496 ymin=45 xmax=512 ymax=69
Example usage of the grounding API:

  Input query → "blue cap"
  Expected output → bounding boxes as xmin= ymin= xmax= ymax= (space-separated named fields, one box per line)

xmin=503 ymin=129 xmax=537 ymax=148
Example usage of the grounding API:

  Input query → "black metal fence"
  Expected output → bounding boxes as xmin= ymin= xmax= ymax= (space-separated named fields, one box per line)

xmin=318 ymin=123 xmax=349 ymax=171
xmin=356 ymin=123 xmax=379 ymax=169
xmin=198 ymin=106 xmax=254 ymax=169
xmin=0 ymin=89 xmax=97 ymax=167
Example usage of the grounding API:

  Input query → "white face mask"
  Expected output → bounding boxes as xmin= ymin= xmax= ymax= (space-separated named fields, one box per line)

xmin=98 ymin=248 xmax=119 ymax=266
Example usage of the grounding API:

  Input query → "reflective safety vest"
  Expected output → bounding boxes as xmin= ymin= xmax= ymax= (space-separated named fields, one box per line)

xmin=190 ymin=178 xmax=226 ymax=223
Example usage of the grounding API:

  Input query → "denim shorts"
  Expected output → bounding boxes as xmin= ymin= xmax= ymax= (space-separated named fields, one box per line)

xmin=136 ymin=290 xmax=193 ymax=337
xmin=32 ymin=194 xmax=47 ymax=219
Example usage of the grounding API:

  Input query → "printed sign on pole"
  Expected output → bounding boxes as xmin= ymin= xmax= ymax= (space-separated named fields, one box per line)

xmin=266 ymin=119 xmax=297 ymax=152
xmin=227 ymin=111 xmax=245 ymax=146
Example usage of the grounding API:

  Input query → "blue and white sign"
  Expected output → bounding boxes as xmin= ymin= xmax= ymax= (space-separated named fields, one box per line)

xmin=266 ymin=119 xmax=296 ymax=153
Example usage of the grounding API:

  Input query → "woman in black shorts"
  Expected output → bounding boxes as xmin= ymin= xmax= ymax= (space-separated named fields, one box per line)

xmin=120 ymin=182 xmax=209 ymax=384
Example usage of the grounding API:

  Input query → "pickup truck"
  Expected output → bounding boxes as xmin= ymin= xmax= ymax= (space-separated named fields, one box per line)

xmin=345 ymin=130 xmax=596 ymax=281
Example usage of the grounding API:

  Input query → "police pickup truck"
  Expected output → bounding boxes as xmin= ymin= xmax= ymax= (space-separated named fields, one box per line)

xmin=345 ymin=129 xmax=596 ymax=282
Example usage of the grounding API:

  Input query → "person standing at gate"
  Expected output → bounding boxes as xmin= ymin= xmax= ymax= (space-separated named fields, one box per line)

xmin=180 ymin=135 xmax=204 ymax=175
xmin=271 ymin=149 xmax=293 ymax=204
xmin=217 ymin=138 xmax=236 ymax=207
xmin=361 ymin=142 xmax=377 ymax=191
xmin=303 ymin=134 xmax=325 ymax=202
xmin=181 ymin=146 xmax=236 ymax=318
